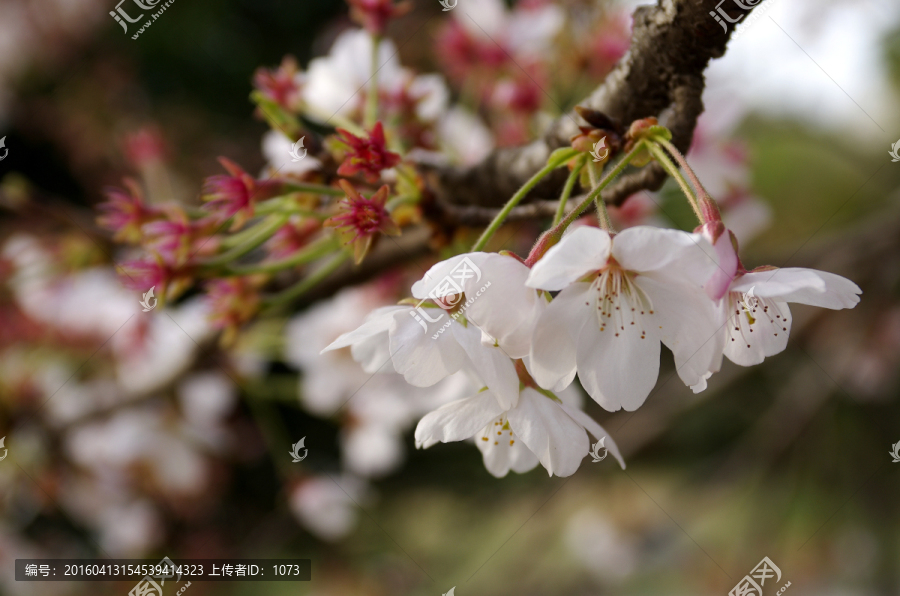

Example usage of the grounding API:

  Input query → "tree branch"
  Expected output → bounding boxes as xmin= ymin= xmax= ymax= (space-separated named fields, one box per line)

xmin=428 ymin=0 xmax=753 ymax=216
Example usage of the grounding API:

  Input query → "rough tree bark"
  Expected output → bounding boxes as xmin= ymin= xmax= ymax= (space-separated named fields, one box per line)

xmin=428 ymin=0 xmax=759 ymax=220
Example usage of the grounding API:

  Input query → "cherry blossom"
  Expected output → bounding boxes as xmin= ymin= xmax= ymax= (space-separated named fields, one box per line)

xmin=415 ymin=376 xmax=625 ymax=478
xmin=689 ymin=226 xmax=862 ymax=391
xmin=718 ymin=267 xmax=860 ymax=367
xmin=526 ymin=225 xmax=724 ymax=411
xmin=323 ymin=302 xmax=522 ymax=409
xmin=302 ymin=29 xmax=447 ymax=125
xmin=411 ymin=251 xmax=544 ymax=359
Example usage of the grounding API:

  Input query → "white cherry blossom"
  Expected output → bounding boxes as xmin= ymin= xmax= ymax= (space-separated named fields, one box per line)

xmin=526 ymin=226 xmax=724 ymax=411
xmin=323 ymin=302 xmax=521 ymax=409
xmin=302 ymin=29 xmax=447 ymax=123
xmin=722 ymin=267 xmax=861 ymax=367
xmin=689 ymin=227 xmax=862 ymax=392
xmin=411 ymin=252 xmax=545 ymax=359
xmin=415 ymin=379 xmax=625 ymax=478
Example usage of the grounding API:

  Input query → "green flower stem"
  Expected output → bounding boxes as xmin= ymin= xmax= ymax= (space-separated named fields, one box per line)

xmin=365 ymin=34 xmax=381 ymax=129
xmin=655 ymin=138 xmax=712 ymax=201
xmin=220 ymin=207 xmax=313 ymax=248
xmin=281 ymin=182 xmax=346 ymax=196
xmin=553 ymin=156 xmax=586 ymax=226
xmin=588 ymin=164 xmax=613 ymax=232
xmin=262 ymin=252 xmax=350 ymax=309
xmin=223 ymin=235 xmax=340 ymax=276
xmin=646 ymin=143 xmax=703 ymax=222
xmin=654 ymin=137 xmax=722 ymax=221
xmin=200 ymin=213 xmax=289 ymax=268
xmin=471 ymin=148 xmax=580 ymax=252
xmin=555 ymin=141 xmax=647 ymax=233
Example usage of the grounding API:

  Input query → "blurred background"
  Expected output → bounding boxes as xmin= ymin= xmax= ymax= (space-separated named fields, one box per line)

xmin=1 ymin=0 xmax=900 ymax=594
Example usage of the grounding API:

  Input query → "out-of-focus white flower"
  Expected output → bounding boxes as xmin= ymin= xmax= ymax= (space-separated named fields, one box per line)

xmin=178 ymin=371 xmax=238 ymax=427
xmin=285 ymin=284 xmax=393 ymax=415
xmin=527 ymin=226 xmax=723 ymax=410
xmin=289 ymin=284 xmax=470 ymax=477
xmin=113 ymin=298 xmax=215 ymax=395
xmin=261 ymin=130 xmax=322 ymax=176
xmin=437 ymin=107 xmax=494 ymax=166
xmin=2 ymin=235 xmax=138 ymax=337
xmin=97 ymin=500 xmax=164 ymax=557
xmin=341 ymin=372 xmax=469 ymax=478
xmin=177 ymin=371 xmax=238 ymax=450
xmin=64 ymin=406 xmax=209 ymax=497
xmin=303 ymin=29 xmax=447 ymax=123
xmin=721 ymin=194 xmax=773 ymax=247
xmin=289 ymin=474 xmax=369 ymax=542
xmin=455 ymin=0 xmax=563 ymax=60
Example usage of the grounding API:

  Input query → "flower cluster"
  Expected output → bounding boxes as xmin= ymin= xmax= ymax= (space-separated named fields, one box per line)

xmin=320 ymin=122 xmax=862 ymax=477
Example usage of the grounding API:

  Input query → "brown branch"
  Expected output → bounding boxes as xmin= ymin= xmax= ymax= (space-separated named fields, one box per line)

xmin=429 ymin=0 xmax=751 ymax=216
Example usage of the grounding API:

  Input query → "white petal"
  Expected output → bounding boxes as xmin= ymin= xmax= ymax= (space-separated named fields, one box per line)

xmin=415 ymin=391 xmax=505 ymax=448
xmin=576 ymin=282 xmax=661 ymax=412
xmin=389 ymin=308 xmax=466 ymax=386
xmin=529 ymin=283 xmax=590 ymax=391
xmin=351 ymin=331 xmax=393 ymax=374
xmin=690 ymin=372 xmax=712 ymax=394
xmin=507 ymin=388 xmax=589 ymax=477
xmin=557 ymin=403 xmax=626 ymax=470
xmin=724 ymin=297 xmax=792 ymax=366
xmin=730 ymin=268 xmax=861 ymax=310
xmin=508 ymin=439 xmax=541 ymax=473
xmin=612 ymin=226 xmax=718 ymax=287
xmin=462 ymin=254 xmax=540 ymax=359
xmin=321 ymin=306 xmax=402 ymax=353
xmin=475 ymin=424 xmax=539 ymax=478
xmin=526 ymin=227 xmax=610 ymax=291
xmin=411 ymin=253 xmax=490 ymax=300
xmin=636 ymin=274 xmax=725 ymax=388
xmin=450 ymin=322 xmax=520 ymax=409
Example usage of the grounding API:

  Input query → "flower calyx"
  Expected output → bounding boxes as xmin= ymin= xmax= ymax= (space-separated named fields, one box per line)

xmin=324 ymin=180 xmax=400 ymax=263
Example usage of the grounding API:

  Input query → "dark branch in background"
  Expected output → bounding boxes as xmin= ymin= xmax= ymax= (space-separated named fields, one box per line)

xmin=428 ymin=0 xmax=757 ymax=217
